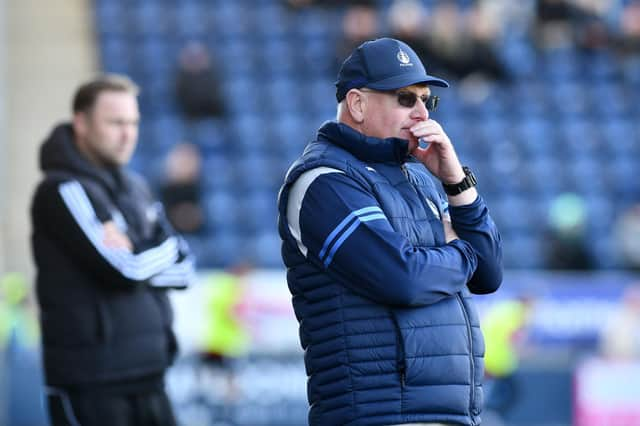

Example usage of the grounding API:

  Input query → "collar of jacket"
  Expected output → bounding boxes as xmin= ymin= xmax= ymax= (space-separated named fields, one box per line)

xmin=40 ymin=122 xmax=128 ymax=194
xmin=317 ymin=121 xmax=410 ymax=165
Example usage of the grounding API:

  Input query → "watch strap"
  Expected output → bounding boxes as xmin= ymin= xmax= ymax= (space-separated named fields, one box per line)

xmin=442 ymin=166 xmax=477 ymax=196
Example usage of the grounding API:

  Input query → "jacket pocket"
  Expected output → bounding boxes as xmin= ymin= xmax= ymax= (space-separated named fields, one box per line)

xmin=390 ymin=312 xmax=406 ymax=388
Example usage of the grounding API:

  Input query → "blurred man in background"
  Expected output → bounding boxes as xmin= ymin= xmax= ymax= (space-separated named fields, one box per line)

xmin=278 ymin=38 xmax=503 ymax=426
xmin=160 ymin=142 xmax=206 ymax=235
xmin=30 ymin=74 xmax=195 ymax=426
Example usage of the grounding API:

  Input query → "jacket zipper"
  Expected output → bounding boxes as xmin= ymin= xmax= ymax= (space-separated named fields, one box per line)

xmin=402 ymin=163 xmax=441 ymax=216
xmin=456 ymin=293 xmax=476 ymax=420
xmin=390 ymin=313 xmax=406 ymax=388
xmin=403 ymin=164 xmax=477 ymax=423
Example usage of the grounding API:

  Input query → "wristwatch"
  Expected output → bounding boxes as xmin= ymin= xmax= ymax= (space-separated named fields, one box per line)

xmin=442 ymin=166 xmax=477 ymax=195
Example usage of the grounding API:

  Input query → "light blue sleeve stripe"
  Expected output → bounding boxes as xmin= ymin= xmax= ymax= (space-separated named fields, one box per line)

xmin=149 ymin=256 xmax=197 ymax=287
xmin=323 ymin=219 xmax=362 ymax=268
xmin=319 ymin=206 xmax=383 ymax=260
xmin=360 ymin=213 xmax=386 ymax=222
xmin=324 ymin=213 xmax=387 ymax=268
xmin=318 ymin=213 xmax=357 ymax=260
xmin=59 ymin=181 xmax=179 ymax=281
xmin=322 ymin=211 xmax=387 ymax=268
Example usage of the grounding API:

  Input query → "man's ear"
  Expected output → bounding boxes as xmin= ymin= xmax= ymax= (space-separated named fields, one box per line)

xmin=72 ymin=112 xmax=88 ymax=138
xmin=346 ymin=89 xmax=365 ymax=123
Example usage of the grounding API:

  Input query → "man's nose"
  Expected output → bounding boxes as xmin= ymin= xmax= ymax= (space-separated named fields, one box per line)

xmin=412 ymin=99 xmax=429 ymax=120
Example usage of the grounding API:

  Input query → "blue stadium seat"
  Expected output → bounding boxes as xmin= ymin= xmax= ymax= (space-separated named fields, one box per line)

xmin=130 ymin=2 xmax=169 ymax=37
xmin=216 ymin=38 xmax=256 ymax=80
xmin=589 ymin=81 xmax=629 ymax=118
xmin=538 ymin=48 xmax=580 ymax=83
xmin=559 ymin=118 xmax=599 ymax=156
xmin=264 ymin=77 xmax=301 ymax=114
xmin=515 ymin=117 xmax=556 ymax=159
xmin=231 ymin=114 xmax=267 ymax=153
xmin=136 ymin=37 xmax=174 ymax=75
xmin=256 ymin=39 xmax=297 ymax=79
xmin=94 ymin=1 xmax=128 ymax=36
xmin=565 ymin=156 xmax=605 ymax=194
xmin=212 ymin=1 xmax=248 ymax=40
xmin=252 ymin=3 xmax=290 ymax=40
xmin=291 ymin=8 xmax=333 ymax=41
xmin=187 ymin=119 xmax=227 ymax=153
xmin=236 ymin=153 xmax=282 ymax=192
xmin=174 ymin=2 xmax=210 ymax=40
xmin=146 ymin=115 xmax=186 ymax=153
xmin=205 ymin=188 xmax=240 ymax=231
xmin=249 ymin=231 xmax=284 ymax=268
xmin=602 ymin=119 xmax=636 ymax=156
xmin=100 ymin=36 xmax=132 ymax=74
xmin=502 ymin=232 xmax=543 ymax=269
xmin=499 ymin=34 xmax=536 ymax=79
xmin=581 ymin=50 xmax=616 ymax=82
xmin=549 ymin=82 xmax=589 ymax=117
xmin=509 ymin=81 xmax=548 ymax=117
xmin=202 ymin=153 xmax=235 ymax=192
xmin=269 ymin=113 xmax=313 ymax=156
xmin=223 ymin=77 xmax=259 ymax=115
xmin=237 ymin=189 xmax=279 ymax=234
xmin=207 ymin=229 xmax=244 ymax=267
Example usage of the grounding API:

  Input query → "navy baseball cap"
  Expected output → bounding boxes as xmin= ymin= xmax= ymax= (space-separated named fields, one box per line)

xmin=335 ymin=37 xmax=449 ymax=102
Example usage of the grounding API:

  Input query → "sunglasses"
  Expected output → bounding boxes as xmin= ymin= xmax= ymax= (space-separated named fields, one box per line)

xmin=361 ymin=89 xmax=440 ymax=111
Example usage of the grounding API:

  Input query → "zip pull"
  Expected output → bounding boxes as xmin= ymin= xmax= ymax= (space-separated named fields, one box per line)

xmin=400 ymin=164 xmax=409 ymax=179
xmin=399 ymin=361 xmax=406 ymax=387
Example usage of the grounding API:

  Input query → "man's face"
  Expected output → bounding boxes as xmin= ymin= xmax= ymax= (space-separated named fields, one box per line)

xmin=76 ymin=91 xmax=140 ymax=167
xmin=359 ymin=84 xmax=431 ymax=151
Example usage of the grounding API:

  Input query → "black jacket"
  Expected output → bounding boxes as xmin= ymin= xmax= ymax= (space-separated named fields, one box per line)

xmin=31 ymin=123 xmax=195 ymax=388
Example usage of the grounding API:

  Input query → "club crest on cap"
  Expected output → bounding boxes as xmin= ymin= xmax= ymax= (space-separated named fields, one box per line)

xmin=397 ymin=49 xmax=413 ymax=67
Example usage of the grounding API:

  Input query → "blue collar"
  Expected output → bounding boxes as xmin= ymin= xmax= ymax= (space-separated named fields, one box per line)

xmin=317 ymin=121 xmax=410 ymax=164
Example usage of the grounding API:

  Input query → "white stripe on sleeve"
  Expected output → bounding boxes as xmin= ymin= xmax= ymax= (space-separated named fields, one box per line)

xmin=286 ymin=167 xmax=344 ymax=257
xmin=58 ymin=181 xmax=179 ymax=281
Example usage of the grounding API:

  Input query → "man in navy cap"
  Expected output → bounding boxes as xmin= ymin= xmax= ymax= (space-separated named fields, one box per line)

xmin=277 ymin=38 xmax=503 ymax=426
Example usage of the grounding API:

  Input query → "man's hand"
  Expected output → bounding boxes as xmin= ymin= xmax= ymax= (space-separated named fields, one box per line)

xmin=103 ymin=221 xmax=133 ymax=252
xmin=409 ymin=119 xmax=478 ymax=206
xmin=409 ymin=119 xmax=465 ymax=184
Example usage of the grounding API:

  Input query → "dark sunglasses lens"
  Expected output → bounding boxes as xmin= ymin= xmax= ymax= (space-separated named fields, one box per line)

xmin=396 ymin=92 xmax=439 ymax=111
xmin=397 ymin=92 xmax=417 ymax=108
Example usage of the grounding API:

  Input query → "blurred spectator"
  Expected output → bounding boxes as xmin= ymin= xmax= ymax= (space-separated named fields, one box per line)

xmin=391 ymin=0 xmax=509 ymax=85
xmin=544 ymin=192 xmax=595 ymax=270
xmin=482 ymin=296 xmax=535 ymax=418
xmin=197 ymin=264 xmax=252 ymax=417
xmin=200 ymin=265 xmax=251 ymax=363
xmin=532 ymin=0 xmax=609 ymax=50
xmin=614 ymin=203 xmax=640 ymax=270
xmin=600 ymin=284 xmax=640 ymax=360
xmin=330 ymin=2 xmax=381 ymax=76
xmin=160 ymin=142 xmax=206 ymax=234
xmin=284 ymin=0 xmax=375 ymax=10
xmin=387 ymin=0 xmax=430 ymax=59
xmin=615 ymin=0 xmax=640 ymax=55
xmin=175 ymin=41 xmax=226 ymax=120
xmin=611 ymin=0 xmax=640 ymax=81
xmin=0 ymin=272 xmax=39 ymax=350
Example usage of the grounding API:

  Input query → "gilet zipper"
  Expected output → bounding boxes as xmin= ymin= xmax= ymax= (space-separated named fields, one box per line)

xmin=456 ymin=293 xmax=476 ymax=418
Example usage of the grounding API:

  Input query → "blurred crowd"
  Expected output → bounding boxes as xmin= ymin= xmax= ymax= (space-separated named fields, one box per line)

xmin=282 ymin=0 xmax=640 ymax=82
xmin=153 ymin=0 xmax=640 ymax=271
